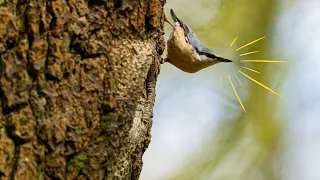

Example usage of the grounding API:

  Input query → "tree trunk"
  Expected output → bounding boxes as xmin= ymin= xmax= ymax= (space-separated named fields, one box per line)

xmin=0 ymin=0 xmax=165 ymax=179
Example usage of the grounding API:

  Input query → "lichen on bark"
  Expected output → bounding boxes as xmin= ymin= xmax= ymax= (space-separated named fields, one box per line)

xmin=0 ymin=0 xmax=166 ymax=179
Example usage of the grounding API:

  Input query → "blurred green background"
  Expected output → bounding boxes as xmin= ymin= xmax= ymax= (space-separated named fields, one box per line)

xmin=141 ymin=0 xmax=319 ymax=179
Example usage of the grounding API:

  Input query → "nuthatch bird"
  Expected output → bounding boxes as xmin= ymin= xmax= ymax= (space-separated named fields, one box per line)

xmin=162 ymin=9 xmax=232 ymax=73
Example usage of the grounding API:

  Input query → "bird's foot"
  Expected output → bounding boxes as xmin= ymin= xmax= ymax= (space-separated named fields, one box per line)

xmin=164 ymin=15 xmax=174 ymax=28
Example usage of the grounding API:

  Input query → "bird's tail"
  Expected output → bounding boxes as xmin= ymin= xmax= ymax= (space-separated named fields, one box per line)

xmin=217 ymin=57 xmax=233 ymax=62
xmin=170 ymin=9 xmax=181 ymax=24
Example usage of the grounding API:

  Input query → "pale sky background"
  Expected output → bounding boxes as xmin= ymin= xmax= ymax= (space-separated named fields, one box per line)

xmin=141 ymin=0 xmax=320 ymax=179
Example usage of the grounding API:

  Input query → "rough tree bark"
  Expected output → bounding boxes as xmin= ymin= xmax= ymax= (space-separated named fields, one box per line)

xmin=0 ymin=0 xmax=166 ymax=179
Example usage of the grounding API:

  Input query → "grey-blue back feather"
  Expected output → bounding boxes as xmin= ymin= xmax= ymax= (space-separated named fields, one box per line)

xmin=170 ymin=9 xmax=232 ymax=62
xmin=170 ymin=10 xmax=217 ymax=54
xmin=182 ymin=22 xmax=222 ymax=60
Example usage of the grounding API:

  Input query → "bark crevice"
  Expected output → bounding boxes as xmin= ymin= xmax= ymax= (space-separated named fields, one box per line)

xmin=10 ymin=142 xmax=20 ymax=180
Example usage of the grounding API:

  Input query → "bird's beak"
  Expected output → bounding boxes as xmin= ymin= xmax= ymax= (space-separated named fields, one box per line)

xmin=218 ymin=57 xmax=233 ymax=62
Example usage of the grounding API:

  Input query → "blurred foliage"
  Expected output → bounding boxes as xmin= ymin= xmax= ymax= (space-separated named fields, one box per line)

xmin=168 ymin=0 xmax=286 ymax=179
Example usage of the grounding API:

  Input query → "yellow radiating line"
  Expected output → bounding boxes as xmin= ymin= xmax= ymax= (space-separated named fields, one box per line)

xmin=235 ymin=36 xmax=265 ymax=51
xmin=238 ymin=70 xmax=282 ymax=98
xmin=228 ymin=75 xmax=246 ymax=113
xmin=234 ymin=73 xmax=243 ymax=88
xmin=220 ymin=76 xmax=222 ymax=86
xmin=240 ymin=60 xmax=287 ymax=63
xmin=241 ymin=66 xmax=261 ymax=74
xmin=230 ymin=36 xmax=238 ymax=47
xmin=240 ymin=51 xmax=259 ymax=56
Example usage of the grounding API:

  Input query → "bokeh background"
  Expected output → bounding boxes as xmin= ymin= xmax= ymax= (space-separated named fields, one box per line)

xmin=141 ymin=0 xmax=320 ymax=179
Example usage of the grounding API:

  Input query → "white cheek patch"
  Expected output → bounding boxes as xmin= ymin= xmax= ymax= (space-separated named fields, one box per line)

xmin=199 ymin=54 xmax=207 ymax=61
xmin=199 ymin=54 xmax=218 ymax=62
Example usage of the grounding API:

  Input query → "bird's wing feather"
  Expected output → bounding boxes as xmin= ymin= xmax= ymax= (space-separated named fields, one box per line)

xmin=170 ymin=9 xmax=182 ymax=25
xmin=183 ymin=25 xmax=220 ymax=59
xmin=170 ymin=10 xmax=202 ymax=50
xmin=170 ymin=9 xmax=232 ymax=62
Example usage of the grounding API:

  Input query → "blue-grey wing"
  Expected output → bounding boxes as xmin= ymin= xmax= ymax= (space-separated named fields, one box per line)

xmin=184 ymin=25 xmax=203 ymax=50
xmin=183 ymin=24 xmax=219 ymax=56
xmin=170 ymin=10 xmax=202 ymax=49
xmin=170 ymin=9 xmax=231 ymax=62
xmin=182 ymin=23 xmax=223 ymax=58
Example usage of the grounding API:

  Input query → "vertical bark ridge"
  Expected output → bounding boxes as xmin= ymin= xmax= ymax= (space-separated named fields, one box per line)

xmin=0 ymin=0 xmax=166 ymax=179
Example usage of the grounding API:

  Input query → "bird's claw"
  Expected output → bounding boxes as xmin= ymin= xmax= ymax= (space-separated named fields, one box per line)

xmin=164 ymin=15 xmax=174 ymax=28
xmin=160 ymin=58 xmax=167 ymax=64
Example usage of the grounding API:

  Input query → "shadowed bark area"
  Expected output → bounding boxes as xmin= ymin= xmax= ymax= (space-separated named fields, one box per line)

xmin=0 ymin=0 xmax=166 ymax=179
